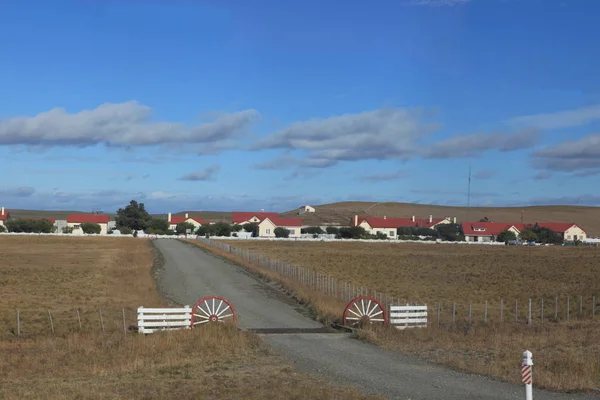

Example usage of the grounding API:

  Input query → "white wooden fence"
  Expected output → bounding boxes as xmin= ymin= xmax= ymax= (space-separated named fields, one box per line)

xmin=137 ymin=306 xmax=191 ymax=334
xmin=389 ymin=305 xmax=428 ymax=330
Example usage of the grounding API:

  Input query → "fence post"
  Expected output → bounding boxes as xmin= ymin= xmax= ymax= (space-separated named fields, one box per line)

xmin=528 ymin=298 xmax=532 ymax=325
xmin=515 ymin=299 xmax=518 ymax=323
xmin=468 ymin=302 xmax=472 ymax=325
xmin=500 ymin=300 xmax=504 ymax=323
xmin=567 ymin=297 xmax=570 ymax=321
xmin=452 ymin=303 xmax=456 ymax=324
xmin=122 ymin=308 xmax=127 ymax=335
xmin=484 ymin=300 xmax=488 ymax=324
xmin=436 ymin=303 xmax=440 ymax=327
xmin=99 ymin=308 xmax=105 ymax=332
xmin=522 ymin=350 xmax=533 ymax=400
xmin=579 ymin=296 xmax=582 ymax=317
xmin=77 ymin=309 xmax=82 ymax=330
xmin=554 ymin=297 xmax=558 ymax=320
xmin=593 ymin=295 xmax=596 ymax=319
xmin=540 ymin=298 xmax=544 ymax=324
xmin=48 ymin=310 xmax=55 ymax=334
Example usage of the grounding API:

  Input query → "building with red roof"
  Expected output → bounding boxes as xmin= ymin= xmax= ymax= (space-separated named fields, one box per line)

xmin=231 ymin=211 xmax=280 ymax=225
xmin=167 ymin=213 xmax=204 ymax=231
xmin=66 ymin=213 xmax=111 ymax=234
xmin=350 ymin=214 xmax=455 ymax=239
xmin=533 ymin=222 xmax=587 ymax=242
xmin=461 ymin=222 xmax=523 ymax=242
xmin=257 ymin=216 xmax=303 ymax=238
xmin=0 ymin=207 xmax=9 ymax=227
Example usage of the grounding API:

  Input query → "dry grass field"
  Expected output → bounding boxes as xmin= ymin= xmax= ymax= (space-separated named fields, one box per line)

xmin=207 ymin=239 xmax=600 ymax=392
xmin=0 ymin=236 xmax=380 ymax=400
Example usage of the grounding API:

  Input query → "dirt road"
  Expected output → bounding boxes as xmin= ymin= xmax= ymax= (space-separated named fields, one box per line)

xmin=153 ymin=239 xmax=596 ymax=400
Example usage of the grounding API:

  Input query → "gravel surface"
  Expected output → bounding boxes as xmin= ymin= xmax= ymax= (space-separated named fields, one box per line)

xmin=154 ymin=239 xmax=597 ymax=400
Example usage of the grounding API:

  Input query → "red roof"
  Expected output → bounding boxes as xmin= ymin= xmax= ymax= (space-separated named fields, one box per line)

xmin=170 ymin=216 xmax=204 ymax=225
xmin=66 ymin=214 xmax=110 ymax=224
xmin=231 ymin=211 xmax=280 ymax=224
xmin=352 ymin=216 xmax=448 ymax=229
xmin=0 ymin=211 xmax=8 ymax=221
xmin=535 ymin=222 xmax=580 ymax=233
xmin=461 ymin=222 xmax=520 ymax=237
xmin=261 ymin=216 xmax=303 ymax=227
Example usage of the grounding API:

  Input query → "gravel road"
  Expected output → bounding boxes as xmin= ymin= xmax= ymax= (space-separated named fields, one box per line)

xmin=153 ymin=239 xmax=597 ymax=400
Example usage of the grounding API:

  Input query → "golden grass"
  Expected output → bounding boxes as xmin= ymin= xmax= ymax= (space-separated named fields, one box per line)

xmin=195 ymin=239 xmax=600 ymax=392
xmin=0 ymin=236 xmax=381 ymax=400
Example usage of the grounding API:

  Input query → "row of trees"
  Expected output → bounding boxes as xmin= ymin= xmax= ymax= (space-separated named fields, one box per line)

xmin=497 ymin=225 xmax=564 ymax=244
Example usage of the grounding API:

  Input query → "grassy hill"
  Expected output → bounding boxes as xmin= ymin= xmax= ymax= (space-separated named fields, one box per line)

xmin=280 ymin=201 xmax=600 ymax=237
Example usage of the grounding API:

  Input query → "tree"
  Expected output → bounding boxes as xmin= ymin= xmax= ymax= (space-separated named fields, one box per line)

xmin=6 ymin=219 xmax=55 ymax=233
xmin=325 ymin=226 xmax=339 ymax=235
xmin=436 ymin=223 xmax=461 ymax=241
xmin=196 ymin=224 xmax=215 ymax=236
xmin=62 ymin=226 xmax=74 ymax=234
xmin=116 ymin=200 xmax=151 ymax=231
xmin=416 ymin=227 xmax=438 ymax=237
xmin=80 ymin=222 xmax=101 ymax=234
xmin=497 ymin=230 xmax=517 ymax=242
xmin=147 ymin=218 xmax=169 ymax=234
xmin=532 ymin=226 xmax=563 ymax=245
xmin=397 ymin=226 xmax=417 ymax=236
xmin=212 ymin=222 xmax=233 ymax=237
xmin=243 ymin=222 xmax=258 ymax=237
xmin=339 ymin=226 xmax=367 ymax=239
xmin=231 ymin=224 xmax=243 ymax=232
xmin=0 ymin=225 xmax=5 ymax=233
xmin=519 ymin=228 xmax=538 ymax=242
xmin=479 ymin=217 xmax=490 ymax=222
xmin=176 ymin=222 xmax=196 ymax=234
xmin=302 ymin=226 xmax=324 ymax=234
xmin=119 ymin=226 xmax=133 ymax=235
xmin=274 ymin=227 xmax=290 ymax=238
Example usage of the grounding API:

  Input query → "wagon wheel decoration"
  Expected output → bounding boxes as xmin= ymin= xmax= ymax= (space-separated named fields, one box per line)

xmin=190 ymin=295 xmax=238 ymax=327
xmin=343 ymin=296 xmax=388 ymax=327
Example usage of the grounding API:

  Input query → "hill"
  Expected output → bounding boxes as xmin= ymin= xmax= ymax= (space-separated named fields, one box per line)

xmin=280 ymin=202 xmax=600 ymax=237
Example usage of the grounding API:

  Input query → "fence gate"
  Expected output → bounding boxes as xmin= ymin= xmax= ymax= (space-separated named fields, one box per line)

xmin=389 ymin=305 xmax=428 ymax=330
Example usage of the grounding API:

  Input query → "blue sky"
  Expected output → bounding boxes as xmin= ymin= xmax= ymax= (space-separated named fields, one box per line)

xmin=1 ymin=0 xmax=599 ymax=213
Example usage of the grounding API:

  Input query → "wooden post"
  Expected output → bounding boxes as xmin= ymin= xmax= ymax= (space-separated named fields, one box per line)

xmin=500 ymin=300 xmax=504 ymax=323
xmin=469 ymin=302 xmax=472 ymax=324
xmin=99 ymin=308 xmax=105 ymax=332
xmin=16 ymin=309 xmax=21 ymax=337
xmin=436 ymin=303 xmax=440 ymax=327
xmin=48 ymin=310 xmax=55 ymax=334
xmin=528 ymin=298 xmax=532 ymax=325
xmin=515 ymin=299 xmax=518 ymax=323
xmin=555 ymin=296 xmax=558 ymax=320
xmin=579 ymin=296 xmax=583 ymax=317
xmin=567 ymin=297 xmax=570 ymax=321
xmin=593 ymin=295 xmax=596 ymax=318
xmin=77 ymin=309 xmax=82 ymax=330
xmin=122 ymin=308 xmax=127 ymax=335
xmin=541 ymin=298 xmax=544 ymax=324
xmin=484 ymin=300 xmax=488 ymax=324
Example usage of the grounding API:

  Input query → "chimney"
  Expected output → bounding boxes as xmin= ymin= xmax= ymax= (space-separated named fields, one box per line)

xmin=411 ymin=215 xmax=415 ymax=222
xmin=383 ymin=215 xmax=387 ymax=220
xmin=453 ymin=216 xmax=457 ymax=224
xmin=1 ymin=207 xmax=4 ymax=216
xmin=185 ymin=213 xmax=189 ymax=218
xmin=354 ymin=215 xmax=358 ymax=226
xmin=429 ymin=215 xmax=433 ymax=223
xmin=168 ymin=212 xmax=171 ymax=222
xmin=260 ymin=208 xmax=264 ymax=212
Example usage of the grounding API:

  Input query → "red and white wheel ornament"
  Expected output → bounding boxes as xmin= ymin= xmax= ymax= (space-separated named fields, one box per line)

xmin=190 ymin=295 xmax=237 ymax=326
xmin=342 ymin=296 xmax=388 ymax=327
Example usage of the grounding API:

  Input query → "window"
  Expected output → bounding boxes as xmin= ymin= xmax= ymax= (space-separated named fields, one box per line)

xmin=289 ymin=229 xmax=295 ymax=235
xmin=389 ymin=231 xmax=394 ymax=236
xmin=73 ymin=224 xmax=80 ymax=229
xmin=266 ymin=229 xmax=271 ymax=234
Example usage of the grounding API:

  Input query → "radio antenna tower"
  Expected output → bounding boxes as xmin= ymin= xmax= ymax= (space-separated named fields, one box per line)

xmin=466 ymin=166 xmax=472 ymax=222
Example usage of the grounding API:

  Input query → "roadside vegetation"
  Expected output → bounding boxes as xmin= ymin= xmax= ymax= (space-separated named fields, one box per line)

xmin=0 ymin=236 xmax=381 ymax=399
xmin=190 ymin=239 xmax=600 ymax=393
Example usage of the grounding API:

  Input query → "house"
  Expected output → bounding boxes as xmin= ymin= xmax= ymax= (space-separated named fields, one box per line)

xmin=298 ymin=205 xmax=316 ymax=214
xmin=231 ymin=211 xmax=280 ymax=226
xmin=167 ymin=213 xmax=204 ymax=231
xmin=257 ymin=217 xmax=303 ymax=238
xmin=0 ymin=207 xmax=9 ymax=227
xmin=461 ymin=222 xmax=522 ymax=243
xmin=349 ymin=214 xmax=457 ymax=239
xmin=66 ymin=214 xmax=110 ymax=234
xmin=533 ymin=222 xmax=587 ymax=242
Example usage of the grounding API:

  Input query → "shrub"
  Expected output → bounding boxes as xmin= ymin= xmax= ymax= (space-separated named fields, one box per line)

xmin=497 ymin=230 xmax=517 ymax=242
xmin=375 ymin=232 xmax=388 ymax=240
xmin=325 ymin=226 xmax=339 ymax=235
xmin=133 ymin=230 xmax=138 ymax=237
xmin=302 ymin=226 xmax=324 ymax=234
xmin=62 ymin=226 xmax=74 ymax=234
xmin=338 ymin=226 xmax=367 ymax=239
xmin=212 ymin=222 xmax=233 ymax=237
xmin=243 ymin=223 xmax=258 ymax=236
xmin=0 ymin=225 xmax=5 ymax=233
xmin=165 ymin=229 xmax=176 ymax=236
xmin=274 ymin=227 xmax=290 ymax=238
xmin=148 ymin=218 xmax=169 ymax=234
xmin=80 ymin=222 xmax=101 ymax=234
xmin=176 ymin=222 xmax=196 ymax=234
xmin=231 ymin=224 xmax=243 ymax=232
xmin=397 ymin=226 xmax=417 ymax=236
xmin=6 ymin=219 xmax=55 ymax=233
xmin=119 ymin=227 xmax=133 ymax=235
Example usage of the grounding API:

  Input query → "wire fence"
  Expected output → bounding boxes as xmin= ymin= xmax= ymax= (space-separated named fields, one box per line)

xmin=199 ymin=238 xmax=599 ymax=327
xmin=0 ymin=307 xmax=138 ymax=339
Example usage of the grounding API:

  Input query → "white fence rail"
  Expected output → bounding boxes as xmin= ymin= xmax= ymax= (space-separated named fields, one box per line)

xmin=137 ymin=306 xmax=191 ymax=334
xmin=390 ymin=305 xmax=428 ymax=330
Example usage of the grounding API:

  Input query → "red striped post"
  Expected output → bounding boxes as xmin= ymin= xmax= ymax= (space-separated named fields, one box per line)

xmin=522 ymin=350 xmax=533 ymax=400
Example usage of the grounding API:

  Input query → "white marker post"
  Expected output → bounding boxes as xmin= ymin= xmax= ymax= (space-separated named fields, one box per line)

xmin=521 ymin=350 xmax=533 ymax=400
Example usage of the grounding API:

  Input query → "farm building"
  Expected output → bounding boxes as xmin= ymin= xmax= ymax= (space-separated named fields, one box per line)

xmin=461 ymin=222 xmax=522 ymax=242
xmin=534 ymin=222 xmax=587 ymax=242
xmin=0 ymin=207 xmax=9 ymax=227
xmin=231 ymin=211 xmax=280 ymax=225
xmin=350 ymin=215 xmax=456 ymax=238
xmin=297 ymin=205 xmax=316 ymax=214
xmin=257 ymin=217 xmax=303 ymax=238
xmin=167 ymin=213 xmax=204 ymax=231
xmin=66 ymin=214 xmax=110 ymax=234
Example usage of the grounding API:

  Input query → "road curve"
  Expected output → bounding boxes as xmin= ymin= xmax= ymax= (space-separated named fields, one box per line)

xmin=153 ymin=239 xmax=596 ymax=400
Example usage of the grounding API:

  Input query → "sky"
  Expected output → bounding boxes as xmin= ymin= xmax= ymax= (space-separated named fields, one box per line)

xmin=1 ymin=0 xmax=599 ymax=213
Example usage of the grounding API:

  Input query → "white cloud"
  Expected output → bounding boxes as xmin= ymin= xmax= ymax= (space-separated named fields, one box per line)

xmin=359 ymin=170 xmax=410 ymax=181
xmin=253 ymin=108 xmax=439 ymax=166
xmin=422 ymin=128 xmax=539 ymax=159
xmin=178 ymin=165 xmax=221 ymax=181
xmin=508 ymin=104 xmax=600 ymax=130
xmin=0 ymin=101 xmax=259 ymax=149
xmin=531 ymin=133 xmax=600 ymax=171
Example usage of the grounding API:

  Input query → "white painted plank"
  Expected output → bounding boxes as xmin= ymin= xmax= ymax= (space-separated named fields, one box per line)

xmin=390 ymin=311 xmax=428 ymax=318
xmin=395 ymin=324 xmax=427 ymax=330
xmin=138 ymin=320 xmax=191 ymax=328
xmin=139 ymin=327 xmax=191 ymax=334
xmin=137 ymin=314 xmax=192 ymax=320
xmin=390 ymin=306 xmax=427 ymax=311
xmin=137 ymin=307 xmax=192 ymax=313
xmin=390 ymin=318 xmax=428 ymax=324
